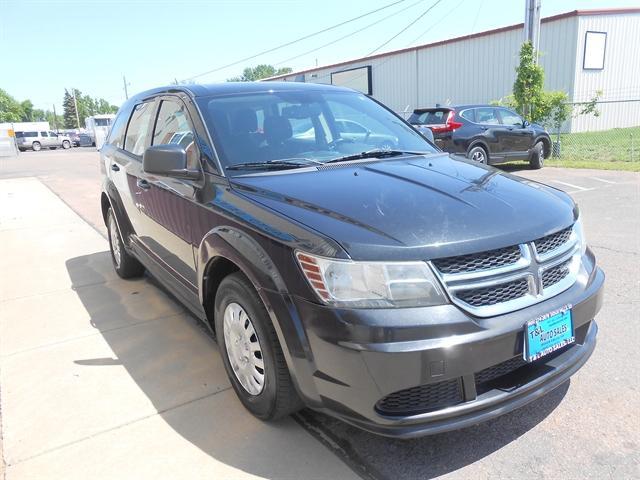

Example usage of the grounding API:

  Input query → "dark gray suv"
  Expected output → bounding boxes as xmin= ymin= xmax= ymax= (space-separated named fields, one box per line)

xmin=100 ymin=82 xmax=604 ymax=438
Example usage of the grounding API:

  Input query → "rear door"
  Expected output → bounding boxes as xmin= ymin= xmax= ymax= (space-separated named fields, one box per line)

xmin=472 ymin=107 xmax=505 ymax=157
xmin=134 ymin=95 xmax=202 ymax=287
xmin=108 ymin=100 xmax=158 ymax=242
xmin=497 ymin=108 xmax=534 ymax=158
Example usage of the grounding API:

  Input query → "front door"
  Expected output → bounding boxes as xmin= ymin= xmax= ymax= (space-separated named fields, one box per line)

xmin=498 ymin=108 xmax=534 ymax=159
xmin=135 ymin=96 xmax=202 ymax=288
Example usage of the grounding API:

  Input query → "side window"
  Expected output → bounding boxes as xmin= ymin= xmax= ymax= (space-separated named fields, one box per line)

xmin=152 ymin=100 xmax=199 ymax=170
xmin=474 ymin=108 xmax=500 ymax=125
xmin=49 ymin=131 xmax=57 ymax=137
xmin=107 ymin=111 xmax=128 ymax=149
xmin=460 ymin=109 xmax=475 ymax=122
xmin=40 ymin=131 xmax=48 ymax=137
xmin=499 ymin=109 xmax=523 ymax=126
xmin=124 ymin=102 xmax=155 ymax=156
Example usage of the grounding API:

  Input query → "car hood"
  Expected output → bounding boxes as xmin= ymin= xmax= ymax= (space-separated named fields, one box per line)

xmin=230 ymin=154 xmax=576 ymax=261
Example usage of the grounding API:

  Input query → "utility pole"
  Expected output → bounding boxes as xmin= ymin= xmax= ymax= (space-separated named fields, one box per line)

xmin=71 ymin=89 xmax=81 ymax=129
xmin=524 ymin=0 xmax=541 ymax=63
xmin=123 ymin=75 xmax=129 ymax=100
xmin=52 ymin=104 xmax=58 ymax=131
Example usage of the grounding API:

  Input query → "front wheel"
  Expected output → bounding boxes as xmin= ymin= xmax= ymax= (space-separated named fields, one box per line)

xmin=215 ymin=272 xmax=302 ymax=420
xmin=62 ymin=140 xmax=71 ymax=149
xmin=529 ymin=141 xmax=544 ymax=169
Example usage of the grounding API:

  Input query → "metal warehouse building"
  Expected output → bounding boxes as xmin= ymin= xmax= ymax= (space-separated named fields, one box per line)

xmin=267 ymin=8 xmax=640 ymax=132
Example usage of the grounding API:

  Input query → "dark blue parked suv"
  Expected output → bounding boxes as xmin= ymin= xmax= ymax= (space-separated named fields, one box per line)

xmin=100 ymin=82 xmax=603 ymax=438
xmin=409 ymin=105 xmax=552 ymax=169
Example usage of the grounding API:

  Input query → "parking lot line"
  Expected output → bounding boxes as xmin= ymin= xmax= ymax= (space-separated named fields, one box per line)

xmin=590 ymin=177 xmax=617 ymax=184
xmin=551 ymin=180 xmax=590 ymax=191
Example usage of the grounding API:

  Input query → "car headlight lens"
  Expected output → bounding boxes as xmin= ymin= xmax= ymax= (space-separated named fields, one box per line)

xmin=296 ymin=252 xmax=447 ymax=308
xmin=572 ymin=215 xmax=587 ymax=256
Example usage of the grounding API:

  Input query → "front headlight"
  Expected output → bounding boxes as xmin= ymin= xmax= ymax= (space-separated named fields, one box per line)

xmin=573 ymin=215 xmax=587 ymax=255
xmin=296 ymin=252 xmax=447 ymax=308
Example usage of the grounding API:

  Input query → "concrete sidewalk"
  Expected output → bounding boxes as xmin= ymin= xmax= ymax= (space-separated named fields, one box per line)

xmin=0 ymin=177 xmax=358 ymax=480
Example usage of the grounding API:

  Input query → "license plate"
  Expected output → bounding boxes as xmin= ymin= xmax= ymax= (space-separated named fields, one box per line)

xmin=524 ymin=305 xmax=575 ymax=362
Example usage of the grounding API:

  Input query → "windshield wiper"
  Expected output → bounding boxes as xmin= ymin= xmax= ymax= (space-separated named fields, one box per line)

xmin=226 ymin=157 xmax=322 ymax=171
xmin=323 ymin=149 xmax=431 ymax=165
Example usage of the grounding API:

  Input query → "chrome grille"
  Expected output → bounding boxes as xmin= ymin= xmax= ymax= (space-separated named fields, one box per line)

xmin=376 ymin=378 xmax=463 ymax=416
xmin=432 ymin=245 xmax=521 ymax=274
xmin=542 ymin=260 xmax=571 ymax=288
xmin=457 ymin=278 xmax=529 ymax=307
xmin=430 ymin=224 xmax=580 ymax=317
xmin=534 ymin=227 xmax=572 ymax=256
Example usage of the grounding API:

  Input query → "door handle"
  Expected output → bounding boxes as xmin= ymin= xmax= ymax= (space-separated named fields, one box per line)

xmin=111 ymin=164 xmax=120 ymax=172
xmin=136 ymin=179 xmax=151 ymax=190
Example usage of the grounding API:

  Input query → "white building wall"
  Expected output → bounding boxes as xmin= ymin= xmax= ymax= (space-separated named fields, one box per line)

xmin=274 ymin=13 xmax=640 ymax=132
xmin=571 ymin=13 xmax=640 ymax=132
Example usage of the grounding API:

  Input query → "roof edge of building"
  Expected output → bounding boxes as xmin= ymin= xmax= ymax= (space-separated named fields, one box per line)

xmin=263 ymin=7 xmax=640 ymax=81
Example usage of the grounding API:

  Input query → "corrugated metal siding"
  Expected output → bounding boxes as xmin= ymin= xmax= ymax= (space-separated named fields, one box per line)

xmin=571 ymin=13 xmax=640 ymax=131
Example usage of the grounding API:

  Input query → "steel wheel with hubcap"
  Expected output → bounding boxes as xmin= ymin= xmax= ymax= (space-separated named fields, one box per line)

xmin=106 ymin=207 xmax=145 ymax=278
xmin=215 ymin=272 xmax=302 ymax=420
xmin=223 ymin=302 xmax=265 ymax=395
xmin=32 ymin=141 xmax=41 ymax=152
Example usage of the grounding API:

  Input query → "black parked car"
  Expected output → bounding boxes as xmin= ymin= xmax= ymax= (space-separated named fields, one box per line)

xmin=409 ymin=105 xmax=551 ymax=169
xmin=100 ymin=83 xmax=603 ymax=438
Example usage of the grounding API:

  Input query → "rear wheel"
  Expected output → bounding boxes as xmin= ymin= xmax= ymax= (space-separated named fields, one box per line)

xmin=32 ymin=141 xmax=41 ymax=151
xmin=215 ymin=272 xmax=302 ymax=420
xmin=106 ymin=208 xmax=145 ymax=278
xmin=62 ymin=140 xmax=71 ymax=149
xmin=468 ymin=145 xmax=488 ymax=164
xmin=529 ymin=141 xmax=544 ymax=169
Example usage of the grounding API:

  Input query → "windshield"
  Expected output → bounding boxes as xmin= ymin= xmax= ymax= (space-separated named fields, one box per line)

xmin=198 ymin=90 xmax=437 ymax=173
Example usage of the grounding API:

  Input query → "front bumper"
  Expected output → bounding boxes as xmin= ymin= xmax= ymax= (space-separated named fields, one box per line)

xmin=264 ymin=254 xmax=604 ymax=438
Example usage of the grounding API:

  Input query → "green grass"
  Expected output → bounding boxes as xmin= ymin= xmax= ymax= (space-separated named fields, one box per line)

xmin=548 ymin=126 xmax=640 ymax=171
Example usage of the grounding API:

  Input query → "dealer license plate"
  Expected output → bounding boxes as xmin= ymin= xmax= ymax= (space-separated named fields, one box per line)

xmin=524 ymin=306 xmax=575 ymax=362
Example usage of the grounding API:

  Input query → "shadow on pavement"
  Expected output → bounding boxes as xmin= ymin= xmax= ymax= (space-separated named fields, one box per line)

xmin=65 ymin=251 xmax=347 ymax=480
xmin=298 ymin=378 xmax=569 ymax=480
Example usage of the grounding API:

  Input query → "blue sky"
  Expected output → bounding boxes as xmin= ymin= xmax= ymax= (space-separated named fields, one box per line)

xmin=2 ymin=0 xmax=637 ymax=111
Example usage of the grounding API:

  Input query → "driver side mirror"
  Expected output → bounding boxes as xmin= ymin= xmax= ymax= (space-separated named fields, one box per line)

xmin=143 ymin=144 xmax=200 ymax=180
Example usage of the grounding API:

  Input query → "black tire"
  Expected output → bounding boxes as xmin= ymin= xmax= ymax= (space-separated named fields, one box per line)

xmin=529 ymin=141 xmax=544 ymax=169
xmin=62 ymin=140 xmax=71 ymax=149
xmin=106 ymin=208 xmax=145 ymax=278
xmin=49 ymin=147 xmax=57 ymax=150
xmin=32 ymin=141 xmax=41 ymax=152
xmin=215 ymin=272 xmax=302 ymax=420
xmin=467 ymin=144 xmax=488 ymax=164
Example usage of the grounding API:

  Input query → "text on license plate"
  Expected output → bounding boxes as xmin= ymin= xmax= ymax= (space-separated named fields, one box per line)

xmin=524 ymin=306 xmax=575 ymax=362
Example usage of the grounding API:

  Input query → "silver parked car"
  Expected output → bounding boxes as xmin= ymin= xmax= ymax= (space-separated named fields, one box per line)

xmin=15 ymin=131 xmax=72 ymax=151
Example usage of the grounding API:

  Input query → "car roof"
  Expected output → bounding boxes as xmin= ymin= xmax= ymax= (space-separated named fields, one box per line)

xmin=128 ymin=81 xmax=354 ymax=103
xmin=413 ymin=104 xmax=513 ymax=113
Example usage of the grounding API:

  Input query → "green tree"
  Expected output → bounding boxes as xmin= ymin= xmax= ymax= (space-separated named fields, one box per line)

xmin=20 ymin=100 xmax=35 ymax=121
xmin=63 ymin=89 xmax=79 ymax=128
xmin=227 ymin=64 xmax=293 ymax=82
xmin=0 ymin=89 xmax=25 ymax=122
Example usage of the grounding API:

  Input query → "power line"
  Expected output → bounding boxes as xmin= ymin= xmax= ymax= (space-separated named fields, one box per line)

xmin=407 ymin=0 xmax=465 ymax=46
xmin=182 ymin=0 xmax=408 ymax=82
xmin=273 ymin=0 xmax=428 ymax=68
xmin=366 ymin=0 xmax=444 ymax=56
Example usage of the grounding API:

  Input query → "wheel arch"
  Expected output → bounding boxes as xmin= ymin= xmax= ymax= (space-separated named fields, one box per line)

xmin=535 ymin=135 xmax=552 ymax=158
xmin=101 ymin=181 xmax=136 ymax=247
xmin=466 ymin=139 xmax=490 ymax=157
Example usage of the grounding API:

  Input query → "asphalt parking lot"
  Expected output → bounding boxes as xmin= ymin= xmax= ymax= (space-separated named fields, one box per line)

xmin=1 ymin=149 xmax=638 ymax=479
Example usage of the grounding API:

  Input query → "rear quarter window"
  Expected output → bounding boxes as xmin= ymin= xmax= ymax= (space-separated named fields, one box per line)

xmin=107 ymin=111 xmax=128 ymax=149
xmin=23 ymin=132 xmax=37 ymax=137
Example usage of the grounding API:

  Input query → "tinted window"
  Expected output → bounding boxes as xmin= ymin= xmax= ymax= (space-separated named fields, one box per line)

xmin=24 ymin=132 xmax=37 ymax=137
xmin=474 ymin=108 xmax=499 ymax=125
xmin=15 ymin=131 xmax=24 ymax=138
xmin=416 ymin=110 xmax=448 ymax=125
xmin=199 ymin=90 xmax=436 ymax=172
xmin=40 ymin=131 xmax=48 ymax=137
xmin=107 ymin=111 xmax=128 ymax=149
xmin=499 ymin=109 xmax=523 ymax=126
xmin=49 ymin=131 xmax=57 ymax=137
xmin=460 ymin=109 xmax=475 ymax=122
xmin=124 ymin=102 xmax=155 ymax=156
xmin=94 ymin=118 xmax=112 ymax=127
xmin=152 ymin=100 xmax=199 ymax=170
